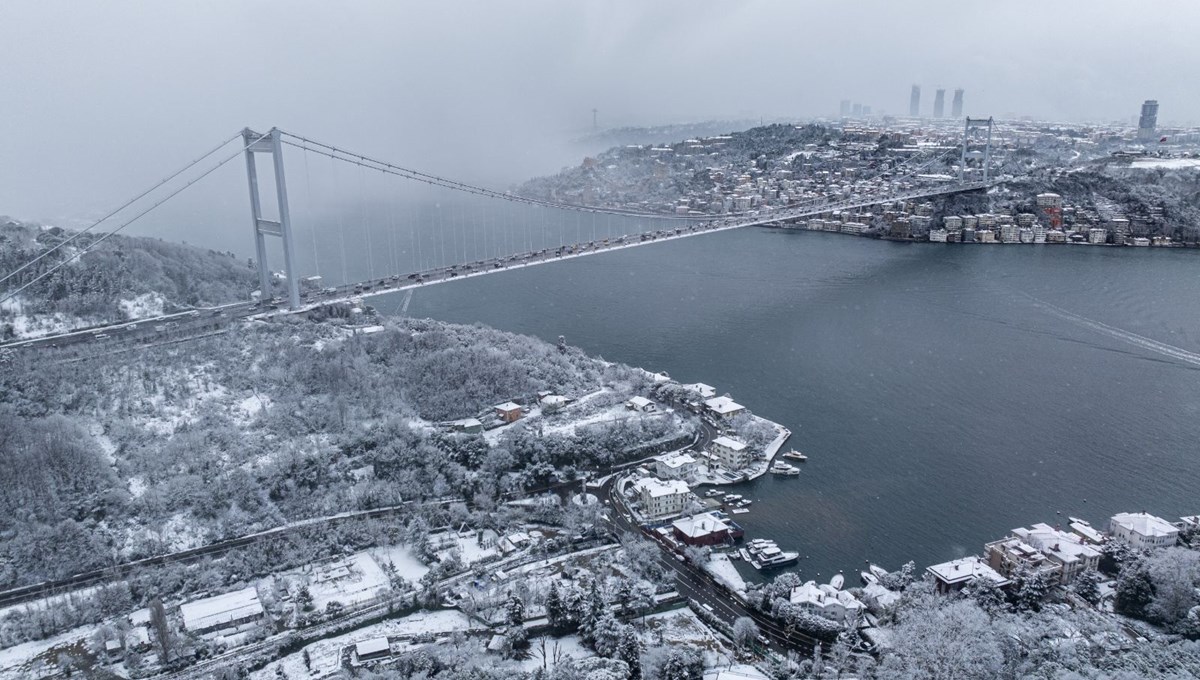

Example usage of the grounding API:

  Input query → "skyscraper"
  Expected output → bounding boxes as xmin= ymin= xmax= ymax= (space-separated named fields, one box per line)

xmin=840 ymin=99 xmax=851 ymax=117
xmin=1137 ymin=100 xmax=1159 ymax=141
xmin=952 ymin=88 xmax=964 ymax=118
xmin=933 ymin=89 xmax=946 ymax=118
xmin=909 ymin=85 xmax=921 ymax=117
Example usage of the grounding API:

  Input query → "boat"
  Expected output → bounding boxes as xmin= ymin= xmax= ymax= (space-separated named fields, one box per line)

xmin=869 ymin=564 xmax=889 ymax=580
xmin=728 ymin=551 xmax=741 ymax=561
xmin=722 ymin=494 xmax=742 ymax=502
xmin=737 ymin=499 xmax=752 ymax=507
xmin=830 ymin=573 xmax=844 ymax=590
xmin=781 ymin=450 xmax=808 ymax=462
xmin=732 ymin=508 xmax=750 ymax=515
xmin=743 ymin=539 xmax=800 ymax=570
xmin=860 ymin=571 xmax=879 ymax=586
xmin=769 ymin=461 xmax=801 ymax=476
xmin=705 ymin=489 xmax=724 ymax=498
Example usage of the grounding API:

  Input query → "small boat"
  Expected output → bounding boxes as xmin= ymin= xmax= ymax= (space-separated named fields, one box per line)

xmin=781 ymin=450 xmax=808 ymax=462
xmin=705 ymin=489 xmax=724 ymax=498
xmin=869 ymin=564 xmax=889 ymax=580
xmin=860 ymin=571 xmax=879 ymax=586
xmin=728 ymin=551 xmax=741 ymax=561
xmin=737 ymin=499 xmax=752 ymax=507
xmin=732 ymin=508 xmax=750 ymax=515
xmin=723 ymin=494 xmax=742 ymax=502
xmin=830 ymin=573 xmax=844 ymax=590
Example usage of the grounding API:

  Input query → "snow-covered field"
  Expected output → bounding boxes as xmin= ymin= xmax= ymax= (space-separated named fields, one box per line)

xmin=118 ymin=292 xmax=165 ymax=319
xmin=370 ymin=545 xmax=430 ymax=585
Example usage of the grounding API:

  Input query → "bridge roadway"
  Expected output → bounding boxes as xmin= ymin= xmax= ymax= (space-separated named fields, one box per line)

xmin=2 ymin=181 xmax=989 ymax=353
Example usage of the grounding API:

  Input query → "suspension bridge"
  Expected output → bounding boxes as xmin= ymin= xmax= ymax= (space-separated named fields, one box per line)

xmin=0 ymin=122 xmax=998 ymax=350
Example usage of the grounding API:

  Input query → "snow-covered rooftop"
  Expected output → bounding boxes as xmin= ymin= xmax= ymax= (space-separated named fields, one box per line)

xmin=926 ymin=556 xmax=1008 ymax=587
xmin=657 ymin=452 xmax=696 ymax=469
xmin=704 ymin=396 xmax=744 ymax=415
xmin=672 ymin=511 xmax=730 ymax=539
xmin=711 ymin=435 xmax=746 ymax=451
xmin=635 ymin=477 xmax=689 ymax=498
xmin=179 ymin=586 xmax=263 ymax=632
xmin=494 ymin=402 xmax=521 ymax=411
xmin=1110 ymin=512 xmax=1178 ymax=538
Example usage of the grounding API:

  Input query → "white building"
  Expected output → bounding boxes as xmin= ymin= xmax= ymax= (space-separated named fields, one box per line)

xmin=1088 ymin=228 xmax=1108 ymax=245
xmin=179 ymin=586 xmax=265 ymax=635
xmin=710 ymin=436 xmax=750 ymax=471
xmin=682 ymin=383 xmax=717 ymax=399
xmin=1011 ymin=523 xmax=1101 ymax=583
xmin=655 ymin=451 xmax=697 ymax=480
xmin=1109 ymin=512 xmax=1179 ymax=550
xmin=926 ymin=556 xmax=1009 ymax=594
xmin=635 ymin=478 xmax=690 ymax=519
xmin=789 ymin=581 xmax=864 ymax=623
xmin=704 ymin=396 xmax=745 ymax=420
xmin=626 ymin=396 xmax=656 ymax=412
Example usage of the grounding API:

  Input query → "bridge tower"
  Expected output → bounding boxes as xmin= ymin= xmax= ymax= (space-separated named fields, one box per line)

xmin=242 ymin=128 xmax=301 ymax=310
xmin=959 ymin=117 xmax=994 ymax=183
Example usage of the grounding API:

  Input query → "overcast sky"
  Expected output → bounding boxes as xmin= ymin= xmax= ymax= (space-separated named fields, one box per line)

xmin=3 ymin=1 xmax=1198 ymax=241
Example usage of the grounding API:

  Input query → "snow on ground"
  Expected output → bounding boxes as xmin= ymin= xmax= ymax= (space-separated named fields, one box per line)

xmin=370 ymin=545 xmax=430 ymax=584
xmin=704 ymin=553 xmax=747 ymax=594
xmin=127 ymin=476 xmax=147 ymax=498
xmin=704 ymin=664 xmax=770 ymax=680
xmin=160 ymin=511 xmax=210 ymax=552
xmin=431 ymin=529 xmax=500 ymax=565
xmin=117 ymin=292 xmax=165 ymax=319
xmin=642 ymin=607 xmax=737 ymax=669
xmin=0 ymin=301 xmax=88 ymax=340
xmin=0 ymin=620 xmax=102 ymax=679
xmin=249 ymin=610 xmax=478 ymax=680
xmin=1130 ymin=158 xmax=1200 ymax=169
xmin=514 ymin=634 xmax=592 ymax=671
xmin=236 ymin=394 xmax=271 ymax=423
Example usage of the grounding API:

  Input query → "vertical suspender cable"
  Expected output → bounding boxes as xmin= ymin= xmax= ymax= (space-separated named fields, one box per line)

xmin=331 ymin=155 xmax=348 ymax=285
xmin=302 ymin=147 xmax=319 ymax=277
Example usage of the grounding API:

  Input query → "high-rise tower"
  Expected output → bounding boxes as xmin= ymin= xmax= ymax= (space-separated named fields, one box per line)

xmin=933 ymin=89 xmax=946 ymax=118
xmin=909 ymin=85 xmax=921 ymax=117
xmin=1137 ymin=100 xmax=1159 ymax=141
xmin=952 ymin=89 xmax=964 ymax=118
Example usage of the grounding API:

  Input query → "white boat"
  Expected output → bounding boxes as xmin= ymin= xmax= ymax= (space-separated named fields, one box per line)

xmin=705 ymin=489 xmax=724 ymax=498
xmin=869 ymin=564 xmax=889 ymax=580
xmin=723 ymin=494 xmax=743 ymax=502
xmin=770 ymin=461 xmax=800 ymax=476
xmin=830 ymin=573 xmax=844 ymax=590
xmin=781 ymin=450 xmax=808 ymax=462
xmin=744 ymin=539 xmax=800 ymax=570
xmin=860 ymin=571 xmax=879 ymax=586
xmin=732 ymin=508 xmax=750 ymax=515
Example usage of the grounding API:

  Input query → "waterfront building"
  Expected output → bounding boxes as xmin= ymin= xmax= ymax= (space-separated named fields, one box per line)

xmin=929 ymin=229 xmax=948 ymax=243
xmin=789 ymin=581 xmax=864 ymax=623
xmin=704 ymin=396 xmax=746 ymax=420
xmin=1046 ymin=229 xmax=1067 ymax=243
xmin=1012 ymin=523 xmax=1101 ymax=583
xmin=1068 ymin=518 xmax=1105 ymax=545
xmin=635 ymin=477 xmax=690 ymax=519
xmin=655 ymin=451 xmax=698 ymax=480
xmin=710 ymin=436 xmax=751 ymax=471
xmin=963 ymin=215 xmax=979 ymax=229
xmin=926 ymin=556 xmax=1010 ymax=594
xmin=1088 ymin=228 xmax=1108 ymax=245
xmin=984 ymin=537 xmax=1062 ymax=582
xmin=682 ymin=383 xmax=717 ymax=399
xmin=1000 ymin=224 xmax=1021 ymax=244
xmin=1109 ymin=512 xmax=1179 ymax=550
xmin=943 ymin=215 xmax=963 ymax=231
xmin=1032 ymin=224 xmax=1047 ymax=243
xmin=672 ymin=511 xmax=741 ymax=546
xmin=961 ymin=228 xmax=976 ymax=243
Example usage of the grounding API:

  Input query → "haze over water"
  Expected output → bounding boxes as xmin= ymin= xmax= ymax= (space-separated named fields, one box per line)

xmin=381 ymin=226 xmax=1200 ymax=582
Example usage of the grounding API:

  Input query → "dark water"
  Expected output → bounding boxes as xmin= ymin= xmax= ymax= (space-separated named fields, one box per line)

xmin=370 ymin=224 xmax=1200 ymax=582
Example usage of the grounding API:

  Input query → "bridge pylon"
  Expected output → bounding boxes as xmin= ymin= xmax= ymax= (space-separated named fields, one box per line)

xmin=959 ymin=117 xmax=994 ymax=184
xmin=242 ymin=128 xmax=300 ymax=310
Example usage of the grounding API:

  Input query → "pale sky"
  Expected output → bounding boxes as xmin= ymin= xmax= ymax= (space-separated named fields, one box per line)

xmin=2 ymin=1 xmax=1197 ymax=235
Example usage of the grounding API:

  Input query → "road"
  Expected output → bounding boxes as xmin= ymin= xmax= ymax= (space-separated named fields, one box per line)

xmin=598 ymin=476 xmax=820 ymax=656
